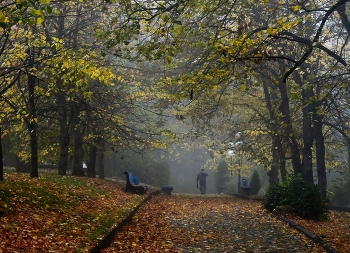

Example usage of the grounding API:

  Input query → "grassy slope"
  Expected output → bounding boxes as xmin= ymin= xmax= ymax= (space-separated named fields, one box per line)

xmin=0 ymin=171 xmax=157 ymax=253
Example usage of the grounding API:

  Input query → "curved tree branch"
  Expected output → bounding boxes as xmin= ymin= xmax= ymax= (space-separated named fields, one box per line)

xmin=337 ymin=3 xmax=350 ymax=35
xmin=283 ymin=0 xmax=350 ymax=82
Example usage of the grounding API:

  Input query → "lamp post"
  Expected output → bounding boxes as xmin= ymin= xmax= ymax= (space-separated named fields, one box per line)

xmin=227 ymin=132 xmax=243 ymax=193
xmin=227 ymin=149 xmax=234 ymax=176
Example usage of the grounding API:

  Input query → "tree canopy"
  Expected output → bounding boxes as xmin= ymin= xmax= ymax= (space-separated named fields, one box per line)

xmin=1 ymin=0 xmax=350 ymax=202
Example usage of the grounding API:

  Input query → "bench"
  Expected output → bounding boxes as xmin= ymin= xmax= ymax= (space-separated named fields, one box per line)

xmin=240 ymin=178 xmax=252 ymax=195
xmin=161 ymin=185 xmax=173 ymax=195
xmin=123 ymin=171 xmax=148 ymax=194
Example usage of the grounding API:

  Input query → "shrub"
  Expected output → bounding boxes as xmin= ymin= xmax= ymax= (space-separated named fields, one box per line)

xmin=263 ymin=174 xmax=329 ymax=220
xmin=216 ymin=160 xmax=229 ymax=193
xmin=224 ymin=176 xmax=237 ymax=194
xmin=250 ymin=170 xmax=262 ymax=195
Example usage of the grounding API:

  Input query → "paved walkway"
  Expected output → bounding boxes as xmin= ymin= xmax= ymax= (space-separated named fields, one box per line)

xmin=100 ymin=194 xmax=327 ymax=253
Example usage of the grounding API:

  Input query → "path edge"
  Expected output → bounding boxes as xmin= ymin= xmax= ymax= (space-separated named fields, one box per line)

xmin=89 ymin=190 xmax=161 ymax=253
xmin=280 ymin=217 xmax=339 ymax=253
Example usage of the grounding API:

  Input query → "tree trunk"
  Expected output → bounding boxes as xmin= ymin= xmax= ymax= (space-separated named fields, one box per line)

xmin=97 ymin=148 xmax=105 ymax=180
xmin=300 ymin=79 xmax=314 ymax=182
xmin=87 ymin=143 xmax=96 ymax=178
xmin=278 ymin=79 xmax=302 ymax=175
xmin=57 ymin=89 xmax=69 ymax=176
xmin=262 ymin=83 xmax=280 ymax=185
xmin=27 ymin=47 xmax=38 ymax=178
xmin=73 ymin=129 xmax=85 ymax=176
xmin=72 ymin=108 xmax=85 ymax=177
xmin=314 ymin=109 xmax=327 ymax=200
xmin=29 ymin=120 xmax=39 ymax=178
xmin=86 ymin=108 xmax=96 ymax=178
xmin=97 ymin=137 xmax=105 ymax=180
xmin=277 ymin=140 xmax=287 ymax=181
xmin=51 ymin=9 xmax=70 ymax=176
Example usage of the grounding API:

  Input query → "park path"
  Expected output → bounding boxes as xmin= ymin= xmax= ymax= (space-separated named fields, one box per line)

xmin=101 ymin=194 xmax=326 ymax=253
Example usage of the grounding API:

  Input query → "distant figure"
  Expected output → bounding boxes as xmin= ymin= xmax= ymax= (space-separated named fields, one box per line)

xmin=196 ymin=168 xmax=208 ymax=194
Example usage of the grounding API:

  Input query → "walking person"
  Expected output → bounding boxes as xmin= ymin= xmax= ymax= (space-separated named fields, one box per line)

xmin=196 ymin=168 xmax=208 ymax=194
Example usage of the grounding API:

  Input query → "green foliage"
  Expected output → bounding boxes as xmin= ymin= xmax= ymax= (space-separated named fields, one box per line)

xmin=264 ymin=174 xmax=329 ymax=220
xmin=0 ymin=187 xmax=11 ymax=213
xmin=250 ymin=170 xmax=262 ymax=195
xmin=216 ymin=159 xmax=228 ymax=193
xmin=223 ymin=176 xmax=238 ymax=195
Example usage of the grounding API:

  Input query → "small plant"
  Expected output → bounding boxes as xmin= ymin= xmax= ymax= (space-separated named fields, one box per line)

xmin=264 ymin=174 xmax=329 ymax=220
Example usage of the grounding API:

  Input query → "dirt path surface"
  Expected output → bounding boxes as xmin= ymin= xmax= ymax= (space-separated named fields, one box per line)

xmin=101 ymin=194 xmax=326 ymax=253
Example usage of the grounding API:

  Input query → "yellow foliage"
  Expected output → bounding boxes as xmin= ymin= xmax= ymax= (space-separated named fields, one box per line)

xmin=249 ymin=130 xmax=267 ymax=137
xmin=277 ymin=18 xmax=285 ymax=26
xmin=292 ymin=5 xmax=302 ymax=11
xmin=35 ymin=87 xmax=45 ymax=95
xmin=0 ymin=11 xmax=9 ymax=23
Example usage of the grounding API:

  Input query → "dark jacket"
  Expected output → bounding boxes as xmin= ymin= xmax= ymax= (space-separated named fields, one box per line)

xmin=197 ymin=171 xmax=208 ymax=186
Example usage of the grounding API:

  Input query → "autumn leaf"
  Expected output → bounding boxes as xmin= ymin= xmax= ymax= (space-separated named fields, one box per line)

xmin=102 ymin=195 xmax=332 ymax=253
xmin=0 ymin=172 xmax=158 ymax=252
xmin=1 ymin=172 xmax=349 ymax=253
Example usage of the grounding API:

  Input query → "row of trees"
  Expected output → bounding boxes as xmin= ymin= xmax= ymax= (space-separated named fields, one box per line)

xmin=151 ymin=0 xmax=350 ymax=200
xmin=1 ymin=0 xmax=350 ymax=202
xmin=0 ymin=0 xmax=172 ymax=180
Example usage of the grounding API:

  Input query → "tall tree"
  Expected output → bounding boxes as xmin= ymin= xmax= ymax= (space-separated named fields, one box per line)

xmin=216 ymin=159 xmax=228 ymax=193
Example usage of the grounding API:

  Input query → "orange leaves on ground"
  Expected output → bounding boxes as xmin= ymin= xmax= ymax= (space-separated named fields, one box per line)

xmin=284 ymin=211 xmax=350 ymax=253
xmin=2 ymin=173 xmax=350 ymax=253
xmin=0 ymin=172 xmax=154 ymax=252
xmin=102 ymin=194 xmax=327 ymax=253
